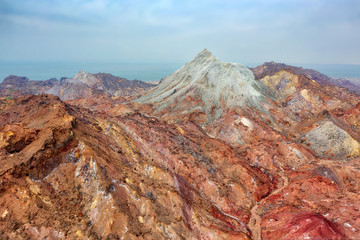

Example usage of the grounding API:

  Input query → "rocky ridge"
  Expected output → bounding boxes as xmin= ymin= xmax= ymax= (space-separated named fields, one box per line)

xmin=0 ymin=72 xmax=156 ymax=101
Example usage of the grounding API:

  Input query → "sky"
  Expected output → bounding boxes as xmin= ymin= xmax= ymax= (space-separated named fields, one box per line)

xmin=0 ymin=0 xmax=360 ymax=66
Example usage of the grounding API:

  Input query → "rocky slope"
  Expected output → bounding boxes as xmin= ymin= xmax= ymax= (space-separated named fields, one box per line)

xmin=0 ymin=50 xmax=359 ymax=239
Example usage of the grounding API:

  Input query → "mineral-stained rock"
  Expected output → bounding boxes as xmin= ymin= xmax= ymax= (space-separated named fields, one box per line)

xmin=259 ymin=159 xmax=360 ymax=240
xmin=304 ymin=120 xmax=360 ymax=159
xmin=0 ymin=94 xmax=277 ymax=239
xmin=0 ymin=50 xmax=359 ymax=239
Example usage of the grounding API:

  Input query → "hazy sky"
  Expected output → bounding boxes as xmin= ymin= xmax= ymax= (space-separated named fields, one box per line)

xmin=1 ymin=0 xmax=359 ymax=65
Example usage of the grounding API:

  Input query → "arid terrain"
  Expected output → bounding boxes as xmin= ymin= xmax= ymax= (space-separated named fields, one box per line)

xmin=0 ymin=49 xmax=359 ymax=239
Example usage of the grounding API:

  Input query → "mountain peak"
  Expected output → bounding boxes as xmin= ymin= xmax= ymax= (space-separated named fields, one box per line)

xmin=200 ymin=48 xmax=213 ymax=56
xmin=73 ymin=71 xmax=99 ymax=87
xmin=192 ymin=48 xmax=216 ymax=62
xmin=136 ymin=49 xmax=263 ymax=122
xmin=74 ymin=70 xmax=89 ymax=79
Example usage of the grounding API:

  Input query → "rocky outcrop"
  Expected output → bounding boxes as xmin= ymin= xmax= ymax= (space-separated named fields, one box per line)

xmin=251 ymin=61 xmax=360 ymax=94
xmin=304 ymin=120 xmax=360 ymax=159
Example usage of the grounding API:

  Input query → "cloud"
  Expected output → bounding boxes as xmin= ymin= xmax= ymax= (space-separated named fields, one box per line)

xmin=0 ymin=0 xmax=359 ymax=64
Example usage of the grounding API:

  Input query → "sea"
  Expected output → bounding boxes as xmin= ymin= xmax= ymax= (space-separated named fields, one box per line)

xmin=0 ymin=62 xmax=360 ymax=84
xmin=0 ymin=62 xmax=183 ymax=83
xmin=300 ymin=64 xmax=360 ymax=84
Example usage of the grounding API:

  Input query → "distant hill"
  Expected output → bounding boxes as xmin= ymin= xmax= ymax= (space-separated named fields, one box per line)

xmin=0 ymin=72 xmax=157 ymax=100
xmin=0 ymin=75 xmax=58 ymax=98
xmin=250 ymin=61 xmax=360 ymax=94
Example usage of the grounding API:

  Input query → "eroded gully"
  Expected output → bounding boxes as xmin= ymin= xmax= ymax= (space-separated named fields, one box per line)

xmin=248 ymin=166 xmax=289 ymax=240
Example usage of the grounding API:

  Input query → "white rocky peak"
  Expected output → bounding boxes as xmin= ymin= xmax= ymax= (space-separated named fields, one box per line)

xmin=73 ymin=70 xmax=99 ymax=87
xmin=136 ymin=49 xmax=263 ymax=120
xmin=193 ymin=48 xmax=216 ymax=61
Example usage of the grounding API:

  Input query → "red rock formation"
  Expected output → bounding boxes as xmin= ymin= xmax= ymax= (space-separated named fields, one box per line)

xmin=0 ymin=50 xmax=359 ymax=239
xmin=0 ymin=94 xmax=277 ymax=239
